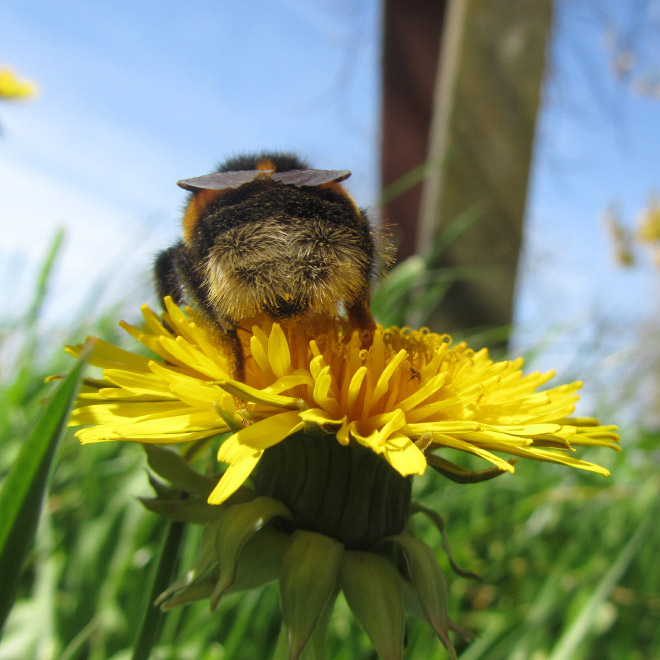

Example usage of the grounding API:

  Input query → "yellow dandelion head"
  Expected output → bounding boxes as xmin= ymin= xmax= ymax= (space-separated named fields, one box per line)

xmin=68 ymin=299 xmax=620 ymax=512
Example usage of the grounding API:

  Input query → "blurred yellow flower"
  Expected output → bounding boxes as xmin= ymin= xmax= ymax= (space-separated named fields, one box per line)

xmin=68 ymin=298 xmax=619 ymax=506
xmin=604 ymin=204 xmax=635 ymax=267
xmin=0 ymin=67 xmax=38 ymax=100
xmin=638 ymin=194 xmax=660 ymax=244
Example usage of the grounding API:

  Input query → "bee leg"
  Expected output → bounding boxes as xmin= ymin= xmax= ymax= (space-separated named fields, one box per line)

xmin=222 ymin=329 xmax=245 ymax=382
xmin=154 ymin=244 xmax=187 ymax=305
xmin=155 ymin=244 xmax=245 ymax=379
xmin=346 ymin=295 xmax=376 ymax=344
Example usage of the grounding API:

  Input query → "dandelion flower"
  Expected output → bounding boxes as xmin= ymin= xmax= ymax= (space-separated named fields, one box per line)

xmin=67 ymin=299 xmax=619 ymax=659
xmin=70 ymin=299 xmax=618 ymax=530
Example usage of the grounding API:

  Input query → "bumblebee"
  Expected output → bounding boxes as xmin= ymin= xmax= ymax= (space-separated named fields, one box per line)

xmin=155 ymin=152 xmax=390 ymax=374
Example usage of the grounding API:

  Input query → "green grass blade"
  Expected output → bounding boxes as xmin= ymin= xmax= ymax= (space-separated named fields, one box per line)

xmin=130 ymin=518 xmax=185 ymax=660
xmin=8 ymin=229 xmax=65 ymax=406
xmin=0 ymin=355 xmax=86 ymax=634
xmin=379 ymin=156 xmax=445 ymax=207
xmin=424 ymin=205 xmax=482 ymax=261
xmin=24 ymin=228 xmax=66 ymax=330
xmin=547 ymin=511 xmax=654 ymax=660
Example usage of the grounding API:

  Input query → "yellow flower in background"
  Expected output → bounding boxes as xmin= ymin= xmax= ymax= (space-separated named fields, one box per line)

xmin=653 ymin=248 xmax=660 ymax=269
xmin=0 ymin=67 xmax=38 ymax=100
xmin=637 ymin=194 xmax=660 ymax=244
xmin=69 ymin=297 xmax=619 ymax=506
xmin=604 ymin=205 xmax=635 ymax=267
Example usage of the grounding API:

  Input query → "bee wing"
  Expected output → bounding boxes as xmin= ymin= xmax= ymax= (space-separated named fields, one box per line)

xmin=177 ymin=170 xmax=274 ymax=192
xmin=271 ymin=169 xmax=351 ymax=187
xmin=177 ymin=168 xmax=351 ymax=192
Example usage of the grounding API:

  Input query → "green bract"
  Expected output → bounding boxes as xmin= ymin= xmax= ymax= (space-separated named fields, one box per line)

xmin=143 ymin=443 xmax=459 ymax=660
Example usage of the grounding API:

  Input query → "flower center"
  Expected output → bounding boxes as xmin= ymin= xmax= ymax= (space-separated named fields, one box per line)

xmin=253 ymin=428 xmax=413 ymax=549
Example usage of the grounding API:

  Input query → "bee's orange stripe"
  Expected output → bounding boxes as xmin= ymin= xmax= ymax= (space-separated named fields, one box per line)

xmin=182 ymin=189 xmax=225 ymax=245
xmin=320 ymin=181 xmax=360 ymax=213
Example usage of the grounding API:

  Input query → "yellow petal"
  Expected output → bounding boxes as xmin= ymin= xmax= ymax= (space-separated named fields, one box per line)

xmin=103 ymin=368 xmax=172 ymax=396
xmin=397 ymin=371 xmax=447 ymax=412
xmin=369 ymin=409 xmax=406 ymax=448
xmin=69 ymin=400 xmax=186 ymax=425
xmin=299 ymin=408 xmax=344 ymax=429
xmin=383 ymin=432 xmax=427 ymax=476
xmin=336 ymin=422 xmax=350 ymax=446
xmin=345 ymin=366 xmax=367 ymax=411
xmin=368 ymin=348 xmax=408 ymax=414
xmin=264 ymin=370 xmax=314 ymax=395
xmin=430 ymin=434 xmax=516 ymax=472
xmin=346 ymin=423 xmax=384 ymax=455
xmin=268 ymin=323 xmax=292 ymax=377
xmin=312 ymin=365 xmax=341 ymax=417
xmin=250 ymin=331 xmax=274 ymax=378
xmin=141 ymin=303 xmax=174 ymax=337
xmin=157 ymin=335 xmax=227 ymax=380
xmin=216 ymin=433 xmax=259 ymax=463
xmin=484 ymin=445 xmax=611 ymax=476
xmin=69 ymin=337 xmax=152 ymax=371
xmin=207 ymin=452 xmax=263 ymax=505
xmin=105 ymin=409 xmax=225 ymax=436
xmin=76 ymin=426 xmax=220 ymax=445
xmin=219 ymin=379 xmax=300 ymax=409
xmin=218 ymin=410 xmax=302 ymax=456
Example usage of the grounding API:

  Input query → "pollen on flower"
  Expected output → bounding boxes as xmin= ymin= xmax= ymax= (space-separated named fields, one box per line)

xmin=66 ymin=299 xmax=620 ymax=507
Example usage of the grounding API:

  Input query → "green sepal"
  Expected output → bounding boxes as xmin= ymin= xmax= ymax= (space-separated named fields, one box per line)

xmin=154 ymin=490 xmax=276 ymax=609
xmin=210 ymin=496 xmax=292 ymax=609
xmin=156 ymin=519 xmax=223 ymax=608
xmin=280 ymin=530 xmax=344 ymax=660
xmin=144 ymin=445 xmax=217 ymax=497
xmin=139 ymin=496 xmax=228 ymax=524
xmin=145 ymin=471 xmax=181 ymax=499
xmin=300 ymin=585 xmax=337 ymax=660
xmin=426 ymin=453 xmax=516 ymax=483
xmin=229 ymin=525 xmax=290 ymax=593
xmin=159 ymin=580 xmax=217 ymax=610
xmin=410 ymin=503 xmax=481 ymax=581
xmin=181 ymin=433 xmax=219 ymax=462
xmin=339 ymin=551 xmax=405 ymax=660
xmin=381 ymin=534 xmax=456 ymax=659
xmin=274 ymin=586 xmax=337 ymax=660
xmin=213 ymin=401 xmax=244 ymax=433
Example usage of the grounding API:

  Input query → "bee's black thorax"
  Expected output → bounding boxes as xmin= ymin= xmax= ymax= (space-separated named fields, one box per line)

xmin=218 ymin=152 xmax=309 ymax=173
xmin=188 ymin=179 xmax=373 ymax=265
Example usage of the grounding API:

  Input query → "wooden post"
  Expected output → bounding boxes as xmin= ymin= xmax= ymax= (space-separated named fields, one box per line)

xmin=381 ymin=0 xmax=447 ymax=262
xmin=418 ymin=0 xmax=553 ymax=335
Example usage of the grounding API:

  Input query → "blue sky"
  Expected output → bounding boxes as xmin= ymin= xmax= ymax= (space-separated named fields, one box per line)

xmin=516 ymin=2 xmax=660 ymax=348
xmin=0 ymin=0 xmax=380 ymax=319
xmin=1 ymin=0 xmax=659 ymax=390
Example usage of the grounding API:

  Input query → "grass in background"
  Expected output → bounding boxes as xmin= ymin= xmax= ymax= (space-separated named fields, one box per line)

xmin=0 ymin=234 xmax=658 ymax=660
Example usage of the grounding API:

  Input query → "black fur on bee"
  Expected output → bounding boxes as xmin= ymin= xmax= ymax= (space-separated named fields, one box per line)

xmin=155 ymin=152 xmax=391 ymax=376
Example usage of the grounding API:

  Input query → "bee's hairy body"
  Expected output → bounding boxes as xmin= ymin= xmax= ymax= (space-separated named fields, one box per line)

xmin=155 ymin=152 xmax=389 ymax=374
